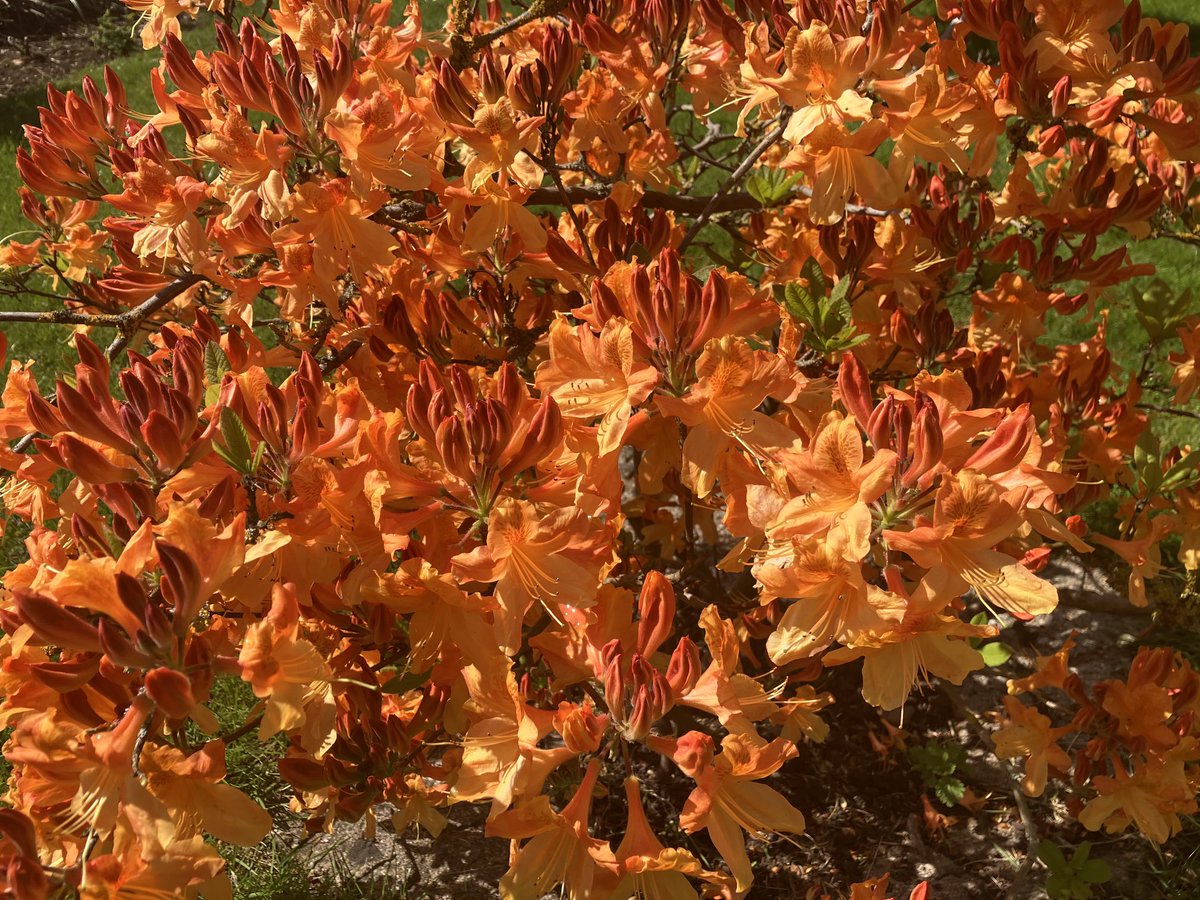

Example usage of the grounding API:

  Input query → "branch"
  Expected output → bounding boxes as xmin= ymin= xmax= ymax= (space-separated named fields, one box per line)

xmin=0 ymin=309 xmax=121 ymax=326
xmin=0 ymin=275 xmax=205 ymax=360
xmin=5 ymin=275 xmax=206 ymax=454
xmin=526 ymin=152 xmax=599 ymax=271
xmin=524 ymin=181 xmax=899 ymax=219
xmin=105 ymin=275 xmax=205 ymax=360
xmin=1137 ymin=402 xmax=1200 ymax=422
xmin=678 ymin=112 xmax=791 ymax=254
xmin=448 ymin=0 xmax=568 ymax=67
xmin=321 ymin=339 xmax=363 ymax=376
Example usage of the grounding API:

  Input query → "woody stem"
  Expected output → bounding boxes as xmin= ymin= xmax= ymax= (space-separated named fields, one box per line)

xmin=677 ymin=110 xmax=791 ymax=255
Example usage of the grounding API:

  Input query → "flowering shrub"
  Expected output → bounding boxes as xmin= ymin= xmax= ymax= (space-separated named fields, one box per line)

xmin=0 ymin=0 xmax=1199 ymax=895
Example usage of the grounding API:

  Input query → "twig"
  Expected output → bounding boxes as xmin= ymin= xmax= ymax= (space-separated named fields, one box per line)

xmin=131 ymin=719 xmax=151 ymax=779
xmin=448 ymin=0 xmax=568 ymax=67
xmin=105 ymin=274 xmax=205 ymax=360
xmin=213 ymin=714 xmax=264 ymax=749
xmin=527 ymin=151 xmax=598 ymax=271
xmin=321 ymin=339 xmax=363 ymax=376
xmin=678 ymin=112 xmax=790 ymax=254
xmin=1137 ymin=402 xmax=1200 ymax=422
xmin=523 ymin=180 xmax=900 ymax=219
xmin=0 ymin=309 xmax=119 ymax=326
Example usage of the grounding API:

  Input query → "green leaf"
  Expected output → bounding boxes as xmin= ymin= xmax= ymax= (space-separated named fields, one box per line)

xmin=801 ymin=257 xmax=827 ymax=298
xmin=980 ymin=641 xmax=1013 ymax=666
xmin=1079 ymin=859 xmax=1111 ymax=884
xmin=380 ymin=668 xmax=433 ymax=694
xmin=1133 ymin=279 xmax=1194 ymax=342
xmin=933 ymin=777 xmax=965 ymax=807
xmin=1134 ymin=430 xmax=1163 ymax=493
xmin=1162 ymin=448 xmax=1200 ymax=491
xmin=747 ymin=168 xmax=802 ymax=206
xmin=827 ymin=274 xmax=852 ymax=309
xmin=251 ymin=442 xmax=266 ymax=476
xmin=1038 ymin=840 xmax=1068 ymax=872
xmin=783 ymin=282 xmax=819 ymax=326
xmin=204 ymin=342 xmax=230 ymax=405
xmin=217 ymin=407 xmax=254 ymax=475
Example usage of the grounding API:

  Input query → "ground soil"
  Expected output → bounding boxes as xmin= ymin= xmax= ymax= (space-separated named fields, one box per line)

xmin=0 ymin=19 xmax=123 ymax=101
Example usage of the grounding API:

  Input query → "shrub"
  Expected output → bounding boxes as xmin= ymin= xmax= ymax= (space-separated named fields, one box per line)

xmin=0 ymin=0 xmax=1199 ymax=896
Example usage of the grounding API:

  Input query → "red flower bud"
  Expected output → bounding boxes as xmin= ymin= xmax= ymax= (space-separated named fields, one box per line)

xmin=1038 ymin=124 xmax=1066 ymax=157
xmin=51 ymin=434 xmax=138 ymax=484
xmin=964 ymin=405 xmax=1033 ymax=475
xmin=902 ymin=395 xmax=943 ymax=487
xmin=666 ymin=637 xmax=701 ymax=698
xmin=636 ymin=571 xmax=676 ymax=658
xmin=13 ymin=588 xmax=101 ymax=652
xmin=837 ymin=352 xmax=874 ymax=429
xmin=144 ymin=667 xmax=197 ymax=720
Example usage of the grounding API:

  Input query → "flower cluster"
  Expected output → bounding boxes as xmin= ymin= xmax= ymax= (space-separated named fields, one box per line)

xmin=999 ymin=641 xmax=1200 ymax=844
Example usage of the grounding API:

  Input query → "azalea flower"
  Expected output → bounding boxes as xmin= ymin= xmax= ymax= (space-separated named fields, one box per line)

xmin=666 ymin=731 xmax=806 ymax=895
xmin=993 ymin=696 xmax=1073 ymax=797
xmin=486 ymin=760 xmax=618 ymax=899
xmin=452 ymin=498 xmax=610 ymax=654
xmin=884 ymin=470 xmax=1059 ymax=621
xmin=613 ymin=776 xmax=724 ymax=900
xmin=536 ymin=316 xmax=658 ymax=456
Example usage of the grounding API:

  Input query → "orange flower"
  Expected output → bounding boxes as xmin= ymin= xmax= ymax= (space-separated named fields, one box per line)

xmin=1078 ymin=741 xmax=1200 ymax=843
xmin=272 ymin=179 xmax=397 ymax=293
xmin=669 ymin=732 xmax=806 ymax=895
xmin=767 ymin=413 xmax=897 ymax=559
xmin=486 ymin=759 xmax=618 ymax=899
xmin=452 ymin=499 xmax=610 ymax=654
xmin=993 ymin=696 xmax=1073 ymax=797
xmin=738 ymin=22 xmax=872 ymax=143
xmin=757 ymin=531 xmax=906 ymax=665
xmin=792 ymin=120 xmax=898 ymax=225
xmin=824 ymin=572 xmax=992 ymax=711
xmin=655 ymin=336 xmax=798 ymax=497
xmin=885 ymin=470 xmax=1059 ymax=621
xmin=142 ymin=741 xmax=273 ymax=846
xmin=238 ymin=583 xmax=336 ymax=756
xmin=536 ymin=316 xmax=658 ymax=456
xmin=613 ymin=777 xmax=720 ymax=900
xmin=1170 ymin=320 xmax=1200 ymax=404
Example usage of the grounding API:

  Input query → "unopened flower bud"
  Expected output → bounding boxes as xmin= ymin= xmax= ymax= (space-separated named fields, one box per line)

xmin=144 ymin=667 xmax=197 ymax=720
xmin=13 ymin=588 xmax=101 ymax=652
xmin=1038 ymin=124 xmax=1066 ymax=157
xmin=435 ymin=416 xmax=472 ymax=480
xmin=666 ymin=637 xmax=701 ymax=698
xmin=902 ymin=395 xmax=943 ymax=487
xmin=636 ymin=571 xmax=675 ymax=657
xmin=837 ymin=352 xmax=874 ymax=429
xmin=1050 ymin=74 xmax=1072 ymax=117
xmin=963 ymin=405 xmax=1032 ymax=475
xmin=555 ymin=701 xmax=609 ymax=752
